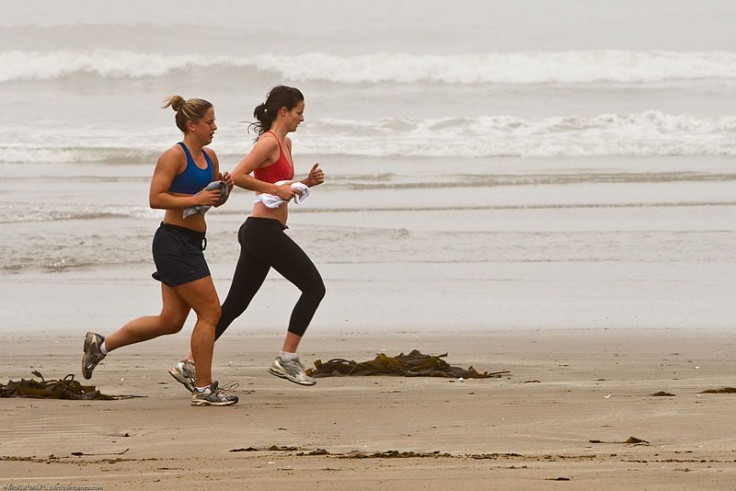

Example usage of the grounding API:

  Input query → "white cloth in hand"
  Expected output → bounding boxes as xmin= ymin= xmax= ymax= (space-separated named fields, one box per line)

xmin=255 ymin=180 xmax=310 ymax=209
xmin=183 ymin=180 xmax=229 ymax=219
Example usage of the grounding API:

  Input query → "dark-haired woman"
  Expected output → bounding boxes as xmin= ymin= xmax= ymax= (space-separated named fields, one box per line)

xmin=82 ymin=95 xmax=238 ymax=406
xmin=170 ymin=86 xmax=325 ymax=388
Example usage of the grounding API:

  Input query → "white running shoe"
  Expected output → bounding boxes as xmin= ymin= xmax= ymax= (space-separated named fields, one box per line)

xmin=191 ymin=381 xmax=239 ymax=406
xmin=82 ymin=332 xmax=106 ymax=379
xmin=268 ymin=356 xmax=317 ymax=386
xmin=169 ymin=358 xmax=197 ymax=392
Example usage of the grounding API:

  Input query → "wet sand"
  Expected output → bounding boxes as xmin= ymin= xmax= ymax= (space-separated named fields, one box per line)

xmin=1 ymin=327 xmax=735 ymax=490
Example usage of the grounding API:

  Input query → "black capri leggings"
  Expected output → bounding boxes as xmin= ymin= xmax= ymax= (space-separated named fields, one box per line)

xmin=216 ymin=217 xmax=325 ymax=339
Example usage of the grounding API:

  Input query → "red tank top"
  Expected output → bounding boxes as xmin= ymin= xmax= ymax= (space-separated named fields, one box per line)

xmin=254 ymin=131 xmax=294 ymax=183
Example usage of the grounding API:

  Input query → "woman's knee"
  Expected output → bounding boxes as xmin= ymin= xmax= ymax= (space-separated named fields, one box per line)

xmin=157 ymin=312 xmax=187 ymax=335
xmin=313 ymin=279 xmax=326 ymax=302
xmin=308 ymin=274 xmax=326 ymax=299
xmin=298 ymin=274 xmax=325 ymax=301
xmin=299 ymin=280 xmax=325 ymax=309
xmin=194 ymin=303 xmax=221 ymax=326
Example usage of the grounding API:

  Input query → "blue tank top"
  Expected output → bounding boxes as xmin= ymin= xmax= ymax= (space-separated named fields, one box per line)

xmin=169 ymin=142 xmax=214 ymax=194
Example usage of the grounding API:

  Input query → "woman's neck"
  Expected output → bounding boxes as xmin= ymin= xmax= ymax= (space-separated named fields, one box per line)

xmin=182 ymin=134 xmax=203 ymax=154
xmin=267 ymin=124 xmax=288 ymax=141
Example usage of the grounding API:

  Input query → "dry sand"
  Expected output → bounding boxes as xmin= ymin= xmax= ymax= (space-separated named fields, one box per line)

xmin=1 ymin=327 xmax=735 ymax=490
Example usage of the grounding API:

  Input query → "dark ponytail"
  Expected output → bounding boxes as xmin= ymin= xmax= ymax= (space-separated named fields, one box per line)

xmin=249 ymin=85 xmax=304 ymax=136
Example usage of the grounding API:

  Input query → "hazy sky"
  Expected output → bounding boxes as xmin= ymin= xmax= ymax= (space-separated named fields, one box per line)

xmin=2 ymin=0 xmax=735 ymax=53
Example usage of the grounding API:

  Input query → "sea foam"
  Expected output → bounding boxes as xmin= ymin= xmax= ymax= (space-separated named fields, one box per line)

xmin=3 ymin=111 xmax=736 ymax=162
xmin=2 ymin=49 xmax=736 ymax=84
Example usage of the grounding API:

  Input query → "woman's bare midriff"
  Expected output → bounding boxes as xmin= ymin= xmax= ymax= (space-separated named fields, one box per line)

xmin=161 ymin=193 xmax=208 ymax=232
xmin=251 ymin=199 xmax=288 ymax=226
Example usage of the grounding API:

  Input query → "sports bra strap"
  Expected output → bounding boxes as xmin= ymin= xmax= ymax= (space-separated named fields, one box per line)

xmin=177 ymin=141 xmax=192 ymax=160
xmin=177 ymin=141 xmax=213 ymax=167
xmin=266 ymin=131 xmax=284 ymax=152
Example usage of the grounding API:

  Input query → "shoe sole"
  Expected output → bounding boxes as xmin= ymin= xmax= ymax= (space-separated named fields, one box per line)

xmin=191 ymin=397 xmax=239 ymax=407
xmin=82 ymin=333 xmax=101 ymax=380
xmin=268 ymin=366 xmax=316 ymax=386
xmin=169 ymin=369 xmax=195 ymax=392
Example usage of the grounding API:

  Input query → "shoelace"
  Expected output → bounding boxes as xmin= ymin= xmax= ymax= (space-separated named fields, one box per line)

xmin=217 ymin=381 xmax=240 ymax=392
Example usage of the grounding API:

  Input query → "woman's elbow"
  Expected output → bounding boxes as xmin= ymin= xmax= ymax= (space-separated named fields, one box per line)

xmin=149 ymin=195 xmax=164 ymax=209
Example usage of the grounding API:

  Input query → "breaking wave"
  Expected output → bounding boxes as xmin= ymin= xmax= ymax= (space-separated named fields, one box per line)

xmin=2 ymin=49 xmax=736 ymax=84
xmin=4 ymin=111 xmax=736 ymax=162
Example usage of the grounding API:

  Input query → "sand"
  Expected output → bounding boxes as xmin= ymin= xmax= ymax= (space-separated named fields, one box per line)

xmin=1 ymin=325 xmax=735 ymax=490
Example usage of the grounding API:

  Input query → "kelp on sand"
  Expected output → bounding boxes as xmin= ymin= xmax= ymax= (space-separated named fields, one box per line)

xmin=0 ymin=371 xmax=143 ymax=400
xmin=305 ymin=349 xmax=508 ymax=379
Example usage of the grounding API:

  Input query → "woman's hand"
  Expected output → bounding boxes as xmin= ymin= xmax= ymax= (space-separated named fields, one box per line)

xmin=273 ymin=182 xmax=297 ymax=201
xmin=305 ymin=163 xmax=324 ymax=187
xmin=221 ymin=171 xmax=234 ymax=192
xmin=195 ymin=186 xmax=224 ymax=206
xmin=215 ymin=172 xmax=234 ymax=207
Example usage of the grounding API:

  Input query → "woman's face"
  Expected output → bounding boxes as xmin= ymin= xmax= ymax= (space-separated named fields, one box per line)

xmin=282 ymin=101 xmax=305 ymax=133
xmin=189 ymin=107 xmax=217 ymax=145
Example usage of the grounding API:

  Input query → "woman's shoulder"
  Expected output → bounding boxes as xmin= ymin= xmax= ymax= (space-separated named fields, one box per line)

xmin=256 ymin=132 xmax=280 ymax=150
xmin=158 ymin=143 xmax=187 ymax=164
xmin=153 ymin=143 xmax=188 ymax=175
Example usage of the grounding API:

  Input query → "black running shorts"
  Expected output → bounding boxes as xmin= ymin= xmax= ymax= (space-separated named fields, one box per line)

xmin=151 ymin=222 xmax=210 ymax=287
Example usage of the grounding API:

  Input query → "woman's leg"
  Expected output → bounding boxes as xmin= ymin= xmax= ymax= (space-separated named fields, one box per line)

xmin=171 ymin=275 xmax=221 ymax=388
xmin=165 ymin=275 xmax=238 ymax=405
xmin=264 ymin=232 xmax=324 ymax=386
xmin=267 ymin=232 xmax=326 ymax=348
xmin=105 ymin=283 xmax=191 ymax=351
xmin=281 ymin=331 xmax=305 ymax=354
xmin=215 ymin=244 xmax=270 ymax=341
xmin=84 ymin=282 xmax=191 ymax=380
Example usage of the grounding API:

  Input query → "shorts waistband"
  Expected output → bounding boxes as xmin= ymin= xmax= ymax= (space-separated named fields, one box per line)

xmin=159 ymin=222 xmax=207 ymax=250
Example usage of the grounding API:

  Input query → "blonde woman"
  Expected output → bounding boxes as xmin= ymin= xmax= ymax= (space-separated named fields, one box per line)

xmin=82 ymin=95 xmax=237 ymax=406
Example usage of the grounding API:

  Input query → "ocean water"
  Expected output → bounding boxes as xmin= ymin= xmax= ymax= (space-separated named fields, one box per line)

xmin=1 ymin=0 xmax=735 ymax=330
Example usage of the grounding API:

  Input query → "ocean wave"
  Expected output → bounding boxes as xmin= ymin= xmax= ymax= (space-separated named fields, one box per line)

xmin=0 ymin=146 xmax=158 ymax=164
xmin=301 ymin=111 xmax=736 ymax=157
xmin=0 ymin=204 xmax=156 ymax=224
xmin=4 ymin=111 xmax=736 ymax=161
xmin=2 ymin=49 xmax=736 ymax=84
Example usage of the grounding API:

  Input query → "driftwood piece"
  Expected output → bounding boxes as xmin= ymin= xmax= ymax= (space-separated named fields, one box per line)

xmin=589 ymin=436 xmax=650 ymax=446
xmin=700 ymin=387 xmax=736 ymax=394
xmin=305 ymin=350 xmax=508 ymax=379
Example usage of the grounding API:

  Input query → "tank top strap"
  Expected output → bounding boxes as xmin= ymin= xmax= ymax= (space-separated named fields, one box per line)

xmin=266 ymin=130 xmax=293 ymax=168
xmin=266 ymin=131 xmax=284 ymax=153
xmin=177 ymin=141 xmax=195 ymax=166
xmin=202 ymin=148 xmax=213 ymax=167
